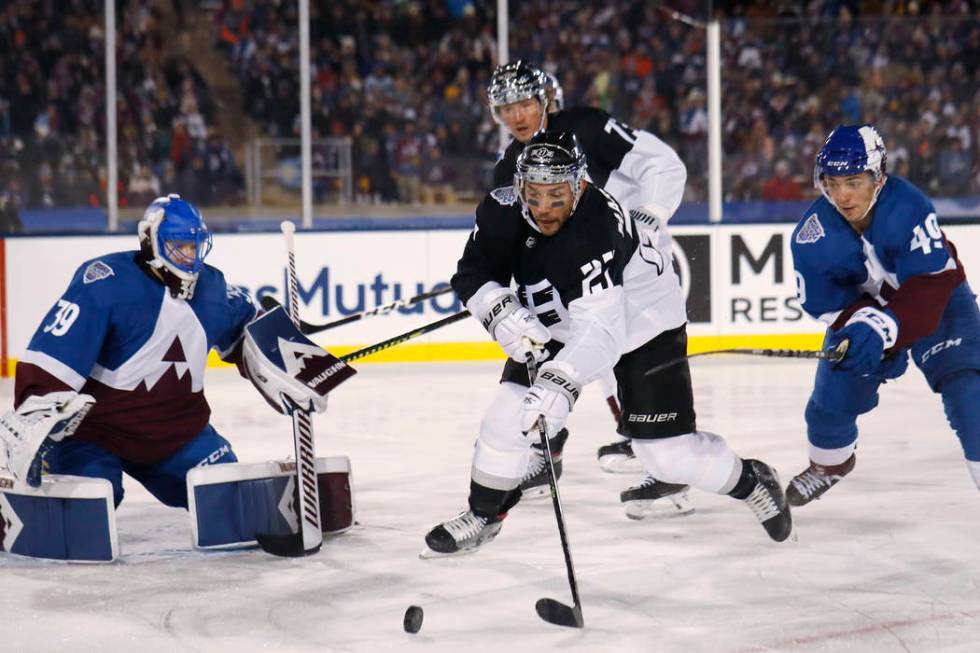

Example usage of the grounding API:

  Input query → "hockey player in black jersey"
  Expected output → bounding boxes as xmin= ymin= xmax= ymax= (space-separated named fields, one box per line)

xmin=422 ymin=132 xmax=792 ymax=556
xmin=487 ymin=60 xmax=690 ymax=511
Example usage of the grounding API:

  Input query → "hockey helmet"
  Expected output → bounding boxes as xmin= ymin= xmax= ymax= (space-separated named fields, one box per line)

xmin=137 ymin=194 xmax=213 ymax=300
xmin=514 ymin=130 xmax=587 ymax=210
xmin=487 ymin=60 xmax=549 ymax=125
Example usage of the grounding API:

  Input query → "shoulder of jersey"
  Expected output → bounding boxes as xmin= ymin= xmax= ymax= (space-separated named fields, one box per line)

xmin=877 ymin=175 xmax=932 ymax=223
xmin=551 ymin=106 xmax=605 ymax=129
xmin=576 ymin=186 xmax=622 ymax=234
xmin=792 ymin=198 xmax=839 ymax=248
xmin=72 ymin=251 xmax=140 ymax=289
xmin=488 ymin=185 xmax=519 ymax=207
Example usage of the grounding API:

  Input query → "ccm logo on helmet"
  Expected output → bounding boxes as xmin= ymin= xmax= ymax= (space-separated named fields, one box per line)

xmin=628 ymin=412 xmax=677 ymax=423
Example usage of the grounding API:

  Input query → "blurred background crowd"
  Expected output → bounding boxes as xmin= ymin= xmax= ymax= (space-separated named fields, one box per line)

xmin=2 ymin=0 xmax=979 ymax=224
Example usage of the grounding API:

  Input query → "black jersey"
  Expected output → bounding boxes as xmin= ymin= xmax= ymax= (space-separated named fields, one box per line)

xmin=493 ymin=107 xmax=686 ymax=221
xmin=453 ymin=183 xmax=633 ymax=383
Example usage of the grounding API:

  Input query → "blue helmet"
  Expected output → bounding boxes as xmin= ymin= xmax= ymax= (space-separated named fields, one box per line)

xmin=137 ymin=194 xmax=213 ymax=299
xmin=814 ymin=124 xmax=888 ymax=215
xmin=814 ymin=124 xmax=887 ymax=184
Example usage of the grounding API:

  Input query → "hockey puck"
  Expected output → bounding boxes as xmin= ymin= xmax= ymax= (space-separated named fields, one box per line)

xmin=403 ymin=605 xmax=424 ymax=633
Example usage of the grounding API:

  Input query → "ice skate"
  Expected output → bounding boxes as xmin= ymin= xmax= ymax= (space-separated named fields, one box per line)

xmin=420 ymin=509 xmax=504 ymax=558
xmin=597 ymin=438 xmax=643 ymax=473
xmin=741 ymin=460 xmax=793 ymax=542
xmin=786 ymin=454 xmax=855 ymax=506
xmin=620 ymin=475 xmax=694 ymax=519
xmin=520 ymin=428 xmax=568 ymax=498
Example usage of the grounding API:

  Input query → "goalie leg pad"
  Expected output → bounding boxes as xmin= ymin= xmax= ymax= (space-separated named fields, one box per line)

xmin=0 ymin=475 xmax=118 ymax=563
xmin=187 ymin=457 xmax=354 ymax=549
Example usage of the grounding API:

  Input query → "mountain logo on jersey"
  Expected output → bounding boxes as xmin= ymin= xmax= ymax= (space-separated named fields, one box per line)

xmin=490 ymin=186 xmax=517 ymax=206
xmin=0 ymin=493 xmax=25 ymax=553
xmin=83 ymin=261 xmax=114 ymax=284
xmin=796 ymin=213 xmax=825 ymax=244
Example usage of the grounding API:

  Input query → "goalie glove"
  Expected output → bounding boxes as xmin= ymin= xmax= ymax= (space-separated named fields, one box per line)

xmin=243 ymin=307 xmax=356 ymax=415
xmin=0 ymin=391 xmax=95 ymax=487
xmin=520 ymin=361 xmax=581 ymax=437
xmin=478 ymin=288 xmax=550 ymax=362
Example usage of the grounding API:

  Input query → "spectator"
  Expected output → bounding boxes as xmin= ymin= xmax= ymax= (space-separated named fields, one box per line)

xmin=761 ymin=160 xmax=804 ymax=201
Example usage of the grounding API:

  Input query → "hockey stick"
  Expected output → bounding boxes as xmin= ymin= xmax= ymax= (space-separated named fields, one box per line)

xmin=338 ymin=310 xmax=470 ymax=363
xmin=643 ymin=340 xmax=850 ymax=377
xmin=258 ymin=286 xmax=455 ymax=335
xmin=525 ymin=350 xmax=585 ymax=629
xmin=256 ymin=221 xmax=324 ymax=558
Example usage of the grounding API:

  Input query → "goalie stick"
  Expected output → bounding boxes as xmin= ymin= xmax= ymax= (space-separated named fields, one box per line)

xmin=525 ymin=349 xmax=585 ymax=629
xmin=643 ymin=340 xmax=850 ymax=377
xmin=258 ymin=286 xmax=455 ymax=335
xmin=256 ymin=221 xmax=324 ymax=558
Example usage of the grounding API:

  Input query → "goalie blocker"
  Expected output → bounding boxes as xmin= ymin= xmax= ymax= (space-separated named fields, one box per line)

xmin=187 ymin=457 xmax=355 ymax=549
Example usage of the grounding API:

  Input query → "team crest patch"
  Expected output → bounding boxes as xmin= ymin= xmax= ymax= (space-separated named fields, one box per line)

xmin=490 ymin=186 xmax=517 ymax=206
xmin=795 ymin=213 xmax=825 ymax=244
xmin=83 ymin=260 xmax=114 ymax=284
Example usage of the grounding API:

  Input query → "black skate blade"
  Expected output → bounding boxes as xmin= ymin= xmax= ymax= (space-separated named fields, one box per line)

xmin=255 ymin=531 xmax=322 ymax=557
xmin=535 ymin=598 xmax=584 ymax=628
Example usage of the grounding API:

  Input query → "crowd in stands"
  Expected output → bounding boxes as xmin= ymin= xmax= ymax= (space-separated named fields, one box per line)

xmin=0 ymin=0 xmax=242 ymax=218
xmin=215 ymin=0 xmax=980 ymax=205
xmin=3 ymin=0 xmax=980 ymax=218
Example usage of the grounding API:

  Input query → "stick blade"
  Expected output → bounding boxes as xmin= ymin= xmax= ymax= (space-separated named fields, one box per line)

xmin=535 ymin=598 xmax=583 ymax=628
xmin=255 ymin=531 xmax=322 ymax=558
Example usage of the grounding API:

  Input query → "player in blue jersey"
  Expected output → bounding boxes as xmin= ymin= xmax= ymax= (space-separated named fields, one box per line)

xmin=787 ymin=125 xmax=980 ymax=505
xmin=0 ymin=195 xmax=330 ymax=510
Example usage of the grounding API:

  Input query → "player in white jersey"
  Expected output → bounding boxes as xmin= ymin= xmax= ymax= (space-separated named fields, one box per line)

xmin=422 ymin=131 xmax=792 ymax=556
xmin=787 ymin=125 xmax=980 ymax=505
xmin=487 ymin=60 xmax=691 ymax=513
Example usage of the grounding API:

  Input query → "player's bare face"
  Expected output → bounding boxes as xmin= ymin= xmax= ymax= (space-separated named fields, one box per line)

xmin=524 ymin=181 xmax=574 ymax=236
xmin=498 ymin=98 xmax=545 ymax=143
xmin=822 ymin=173 xmax=880 ymax=228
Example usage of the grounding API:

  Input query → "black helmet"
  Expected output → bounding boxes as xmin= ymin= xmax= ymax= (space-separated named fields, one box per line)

xmin=514 ymin=130 xmax=587 ymax=207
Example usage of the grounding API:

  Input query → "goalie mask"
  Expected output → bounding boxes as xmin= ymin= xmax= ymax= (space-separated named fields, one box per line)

xmin=814 ymin=124 xmax=887 ymax=220
xmin=515 ymin=130 xmax=587 ymax=213
xmin=487 ymin=60 xmax=549 ymax=127
xmin=138 ymin=194 xmax=213 ymax=300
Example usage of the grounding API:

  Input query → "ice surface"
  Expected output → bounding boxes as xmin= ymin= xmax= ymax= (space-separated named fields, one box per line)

xmin=2 ymin=358 xmax=978 ymax=652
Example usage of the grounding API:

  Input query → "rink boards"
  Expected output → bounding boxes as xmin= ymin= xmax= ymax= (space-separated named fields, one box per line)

xmin=2 ymin=222 xmax=978 ymax=374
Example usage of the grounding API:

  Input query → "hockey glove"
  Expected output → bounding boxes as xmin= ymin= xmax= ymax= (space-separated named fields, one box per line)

xmin=0 ymin=391 xmax=95 ymax=487
xmin=479 ymin=288 xmax=550 ymax=362
xmin=520 ymin=361 xmax=581 ymax=436
xmin=243 ymin=307 xmax=356 ymax=415
xmin=828 ymin=306 xmax=900 ymax=377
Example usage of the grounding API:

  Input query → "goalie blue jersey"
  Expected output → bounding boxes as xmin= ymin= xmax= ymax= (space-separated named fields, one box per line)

xmin=791 ymin=175 xmax=966 ymax=351
xmin=15 ymin=251 xmax=256 ymax=464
